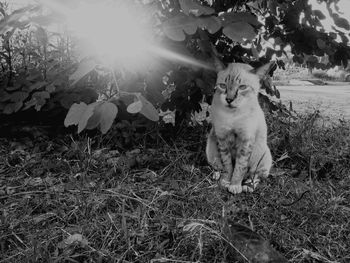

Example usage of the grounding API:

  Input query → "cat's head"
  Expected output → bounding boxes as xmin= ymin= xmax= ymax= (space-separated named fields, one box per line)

xmin=212 ymin=62 xmax=272 ymax=110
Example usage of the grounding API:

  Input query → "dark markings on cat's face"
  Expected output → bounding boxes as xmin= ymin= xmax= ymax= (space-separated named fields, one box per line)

xmin=214 ymin=64 xmax=259 ymax=109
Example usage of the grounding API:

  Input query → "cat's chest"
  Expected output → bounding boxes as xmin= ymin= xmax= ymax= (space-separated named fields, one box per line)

xmin=212 ymin=111 xmax=253 ymax=139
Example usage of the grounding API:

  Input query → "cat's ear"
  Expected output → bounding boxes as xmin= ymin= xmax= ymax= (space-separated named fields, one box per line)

xmin=251 ymin=62 xmax=276 ymax=78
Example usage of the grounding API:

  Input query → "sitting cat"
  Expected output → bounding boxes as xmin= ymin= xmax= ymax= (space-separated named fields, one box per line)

xmin=206 ymin=61 xmax=273 ymax=194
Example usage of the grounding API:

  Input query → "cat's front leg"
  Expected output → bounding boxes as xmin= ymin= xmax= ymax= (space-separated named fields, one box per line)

xmin=206 ymin=128 xmax=223 ymax=171
xmin=242 ymin=146 xmax=273 ymax=192
xmin=217 ymin=139 xmax=234 ymax=189
xmin=228 ymin=139 xmax=253 ymax=194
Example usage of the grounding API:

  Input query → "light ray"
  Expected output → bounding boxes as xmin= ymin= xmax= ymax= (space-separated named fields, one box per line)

xmin=148 ymin=46 xmax=214 ymax=70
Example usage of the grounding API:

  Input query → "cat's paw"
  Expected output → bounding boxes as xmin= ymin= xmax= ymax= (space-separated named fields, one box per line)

xmin=242 ymin=185 xmax=254 ymax=193
xmin=227 ymin=184 xmax=243 ymax=194
xmin=212 ymin=158 xmax=224 ymax=171
xmin=242 ymin=178 xmax=260 ymax=192
xmin=213 ymin=171 xmax=221 ymax=180
xmin=219 ymin=178 xmax=230 ymax=188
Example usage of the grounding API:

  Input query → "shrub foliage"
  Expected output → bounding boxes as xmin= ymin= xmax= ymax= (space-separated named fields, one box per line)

xmin=0 ymin=0 xmax=349 ymax=134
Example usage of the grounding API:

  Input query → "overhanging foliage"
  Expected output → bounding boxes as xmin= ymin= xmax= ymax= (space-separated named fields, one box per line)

xmin=0 ymin=0 xmax=349 ymax=135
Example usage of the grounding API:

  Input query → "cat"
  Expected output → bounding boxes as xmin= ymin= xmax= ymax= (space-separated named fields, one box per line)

xmin=206 ymin=61 xmax=273 ymax=194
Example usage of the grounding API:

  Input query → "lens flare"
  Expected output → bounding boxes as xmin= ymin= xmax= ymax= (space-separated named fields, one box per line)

xmin=36 ymin=0 xmax=212 ymax=70
xmin=66 ymin=2 xmax=152 ymax=62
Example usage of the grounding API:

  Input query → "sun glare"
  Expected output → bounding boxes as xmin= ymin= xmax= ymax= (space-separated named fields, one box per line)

xmin=66 ymin=2 xmax=152 ymax=63
xmin=35 ymin=0 xmax=217 ymax=70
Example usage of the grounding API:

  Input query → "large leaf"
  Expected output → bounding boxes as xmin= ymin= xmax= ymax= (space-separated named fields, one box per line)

xmin=85 ymin=103 xmax=103 ymax=130
xmin=64 ymin=102 xmax=87 ymax=127
xmin=125 ymin=95 xmax=159 ymax=121
xmin=86 ymin=102 xmax=118 ymax=134
xmin=312 ymin=10 xmax=326 ymax=20
xmin=69 ymin=58 xmax=97 ymax=86
xmin=77 ymin=103 xmax=96 ymax=133
xmin=0 ymin=90 xmax=9 ymax=102
xmin=162 ymin=14 xmax=222 ymax=41
xmin=333 ymin=14 xmax=350 ymax=30
xmin=97 ymin=102 xmax=118 ymax=134
xmin=29 ymin=81 xmax=47 ymax=91
xmin=0 ymin=6 xmax=35 ymax=34
xmin=127 ymin=100 xmax=143 ymax=114
xmin=8 ymin=91 xmax=29 ymax=102
xmin=24 ymin=91 xmax=50 ymax=111
xmin=138 ymin=95 xmax=159 ymax=122
xmin=162 ymin=14 xmax=198 ymax=41
xmin=197 ymin=16 xmax=221 ymax=34
xmin=223 ymin=22 xmax=256 ymax=42
xmin=179 ymin=0 xmax=214 ymax=16
xmin=219 ymin=12 xmax=261 ymax=27
xmin=3 ymin=102 xmax=23 ymax=114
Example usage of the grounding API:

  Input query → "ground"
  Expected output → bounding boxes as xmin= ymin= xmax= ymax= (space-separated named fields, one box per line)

xmin=1 ymin=73 xmax=350 ymax=262
xmin=278 ymin=82 xmax=350 ymax=120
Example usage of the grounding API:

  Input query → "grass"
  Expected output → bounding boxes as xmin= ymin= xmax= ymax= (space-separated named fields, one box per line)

xmin=273 ymin=66 xmax=350 ymax=83
xmin=312 ymin=70 xmax=350 ymax=82
xmin=1 ymin=112 xmax=350 ymax=262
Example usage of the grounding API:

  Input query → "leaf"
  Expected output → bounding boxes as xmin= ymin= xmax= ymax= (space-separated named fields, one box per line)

xmin=179 ymin=0 xmax=215 ymax=16
xmin=0 ymin=6 xmax=34 ymax=34
xmin=0 ymin=90 xmax=10 ymax=102
xmin=8 ymin=91 xmax=29 ymax=102
xmin=162 ymin=16 xmax=186 ymax=41
xmin=46 ymin=84 xmax=56 ymax=93
xmin=312 ymin=10 xmax=326 ymax=20
xmin=139 ymin=95 xmax=159 ymax=122
xmin=3 ymin=102 xmax=22 ymax=114
xmin=99 ymin=102 xmax=118 ymax=134
xmin=69 ymin=58 xmax=97 ymax=85
xmin=64 ymin=102 xmax=88 ymax=127
xmin=306 ymin=55 xmax=318 ymax=63
xmin=85 ymin=102 xmax=103 ymax=130
xmin=274 ymin=86 xmax=280 ymax=99
xmin=223 ymin=22 xmax=256 ymax=42
xmin=162 ymin=14 xmax=198 ymax=41
xmin=219 ymin=12 xmax=261 ymax=27
xmin=333 ymin=15 xmax=350 ymax=30
xmin=32 ymin=91 xmax=50 ymax=111
xmin=127 ymin=100 xmax=143 ymax=114
xmin=24 ymin=91 xmax=50 ymax=111
xmin=77 ymin=103 xmax=97 ymax=133
xmin=86 ymin=102 xmax=118 ymax=134
xmin=59 ymin=88 xmax=98 ymax=109
xmin=29 ymin=81 xmax=47 ymax=91
xmin=197 ymin=16 xmax=221 ymax=34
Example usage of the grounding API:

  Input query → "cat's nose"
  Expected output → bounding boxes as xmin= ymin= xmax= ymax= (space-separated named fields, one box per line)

xmin=226 ymin=98 xmax=234 ymax=104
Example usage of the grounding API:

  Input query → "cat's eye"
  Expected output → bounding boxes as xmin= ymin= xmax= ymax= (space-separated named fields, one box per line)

xmin=238 ymin=85 xmax=248 ymax=90
xmin=215 ymin=83 xmax=227 ymax=92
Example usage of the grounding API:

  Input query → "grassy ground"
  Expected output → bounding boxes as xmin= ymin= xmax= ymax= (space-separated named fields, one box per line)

xmin=273 ymin=66 xmax=350 ymax=83
xmin=1 ymin=112 xmax=350 ymax=262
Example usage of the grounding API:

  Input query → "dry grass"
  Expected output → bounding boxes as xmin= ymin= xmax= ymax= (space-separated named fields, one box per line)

xmin=1 ymin=113 xmax=350 ymax=262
